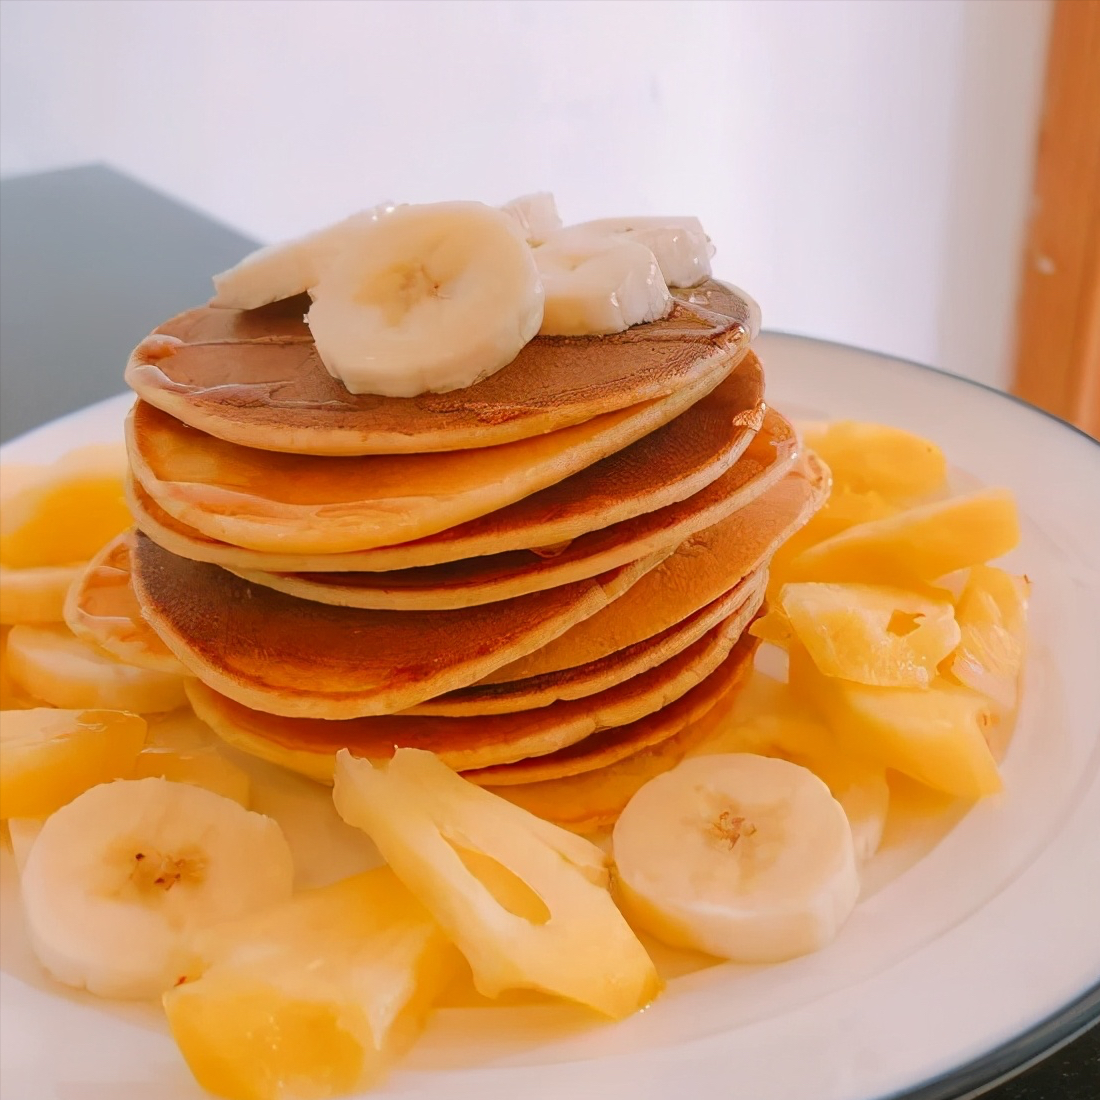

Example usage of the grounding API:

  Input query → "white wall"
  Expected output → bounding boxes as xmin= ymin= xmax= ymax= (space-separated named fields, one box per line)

xmin=0 ymin=0 xmax=1050 ymax=389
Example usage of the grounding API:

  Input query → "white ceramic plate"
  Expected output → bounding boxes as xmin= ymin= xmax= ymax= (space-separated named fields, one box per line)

xmin=2 ymin=333 xmax=1098 ymax=1100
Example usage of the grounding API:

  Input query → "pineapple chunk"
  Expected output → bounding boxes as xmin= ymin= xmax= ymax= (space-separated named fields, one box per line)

xmin=691 ymin=673 xmax=889 ymax=862
xmin=789 ymin=648 xmax=1000 ymax=799
xmin=801 ymin=421 xmax=947 ymax=500
xmin=5 ymin=624 xmax=186 ymax=712
xmin=748 ymin=607 xmax=796 ymax=648
xmin=786 ymin=488 xmax=1020 ymax=586
xmin=334 ymin=748 xmax=659 ymax=1018
xmin=1 ymin=628 xmax=41 ymax=710
xmin=767 ymin=487 xmax=899 ymax=597
xmin=779 ymin=582 xmax=960 ymax=687
xmin=948 ymin=565 xmax=1029 ymax=715
xmin=165 ymin=868 xmax=460 ymax=1100
xmin=0 ymin=445 xmax=130 ymax=568
xmin=131 ymin=745 xmax=250 ymax=807
xmin=0 ymin=563 xmax=84 ymax=625
xmin=0 ymin=708 xmax=147 ymax=819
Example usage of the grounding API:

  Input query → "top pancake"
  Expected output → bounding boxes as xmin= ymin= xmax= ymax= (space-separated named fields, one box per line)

xmin=125 ymin=281 xmax=760 ymax=455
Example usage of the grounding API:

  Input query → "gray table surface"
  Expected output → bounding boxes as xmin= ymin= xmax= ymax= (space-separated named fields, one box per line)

xmin=0 ymin=165 xmax=1096 ymax=1099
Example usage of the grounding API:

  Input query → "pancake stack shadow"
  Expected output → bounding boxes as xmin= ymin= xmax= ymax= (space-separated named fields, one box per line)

xmin=122 ymin=281 xmax=828 ymax=832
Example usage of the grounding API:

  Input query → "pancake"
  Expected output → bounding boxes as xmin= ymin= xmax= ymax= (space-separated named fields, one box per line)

xmin=127 ymin=354 xmax=744 ymax=555
xmin=184 ymin=606 xmax=754 ymax=782
xmin=482 ymin=454 xmax=829 ymax=683
xmin=63 ymin=531 xmax=185 ymax=675
xmin=131 ymin=532 xmax=668 ymax=719
xmin=405 ymin=568 xmax=765 ymax=716
xmin=124 ymin=354 xmax=767 ymax=572
xmin=482 ymin=637 xmax=757 ymax=829
xmin=126 ymin=281 xmax=760 ymax=455
xmin=236 ymin=408 xmax=796 ymax=610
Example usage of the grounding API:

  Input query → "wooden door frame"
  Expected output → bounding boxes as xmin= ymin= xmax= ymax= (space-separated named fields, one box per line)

xmin=1012 ymin=0 xmax=1100 ymax=439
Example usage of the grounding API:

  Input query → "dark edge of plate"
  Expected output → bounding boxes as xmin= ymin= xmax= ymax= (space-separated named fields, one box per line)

xmin=768 ymin=329 xmax=1100 ymax=1099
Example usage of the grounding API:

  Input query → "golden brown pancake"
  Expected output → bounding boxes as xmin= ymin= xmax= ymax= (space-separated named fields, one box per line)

xmin=131 ymin=532 xmax=668 ymax=719
xmin=184 ymin=607 xmax=753 ymax=780
xmin=127 ymin=354 xmax=745 ymax=555
xmin=235 ymin=409 xmax=795 ymax=610
xmin=126 ymin=282 xmax=759 ymax=455
xmin=124 ymin=356 xmax=768 ymax=572
xmin=405 ymin=568 xmax=765 ymax=716
xmin=63 ymin=531 xmax=185 ymax=675
xmin=482 ymin=454 xmax=828 ymax=683
xmin=484 ymin=648 xmax=753 ymax=831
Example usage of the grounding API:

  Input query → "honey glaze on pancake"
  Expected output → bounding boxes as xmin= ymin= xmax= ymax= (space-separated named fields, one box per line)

xmin=63 ymin=530 xmax=185 ymax=675
xmin=404 ymin=569 xmax=765 ymax=716
xmin=126 ymin=282 xmax=760 ymax=455
xmin=481 ymin=453 xmax=829 ymax=684
xmin=126 ymin=357 xmax=736 ymax=556
xmin=124 ymin=355 xmax=767 ymax=573
xmin=130 ymin=531 xmax=667 ymax=719
xmin=485 ymin=645 xmax=755 ymax=831
xmin=235 ymin=407 xmax=795 ymax=611
xmin=184 ymin=607 xmax=754 ymax=779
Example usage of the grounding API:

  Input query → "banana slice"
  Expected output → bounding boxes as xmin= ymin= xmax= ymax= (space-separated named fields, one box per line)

xmin=307 ymin=201 xmax=544 ymax=397
xmin=0 ymin=562 xmax=84 ymax=625
xmin=571 ymin=216 xmax=713 ymax=287
xmin=535 ymin=233 xmax=672 ymax=335
xmin=613 ymin=753 xmax=860 ymax=962
xmin=5 ymin=624 xmax=186 ymax=713
xmin=21 ymin=777 xmax=294 ymax=999
xmin=211 ymin=204 xmax=395 ymax=310
xmin=501 ymin=192 xmax=562 ymax=245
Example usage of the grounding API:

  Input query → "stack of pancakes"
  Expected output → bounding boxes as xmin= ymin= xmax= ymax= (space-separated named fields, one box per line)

xmin=122 ymin=281 xmax=827 ymax=831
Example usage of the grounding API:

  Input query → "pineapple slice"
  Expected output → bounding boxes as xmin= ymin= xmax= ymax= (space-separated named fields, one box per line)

xmin=0 ymin=445 xmax=130 ymax=568
xmin=786 ymin=488 xmax=1020 ymax=586
xmin=0 ymin=708 xmax=147 ymax=819
xmin=801 ymin=421 xmax=947 ymax=500
xmin=947 ymin=565 xmax=1029 ymax=715
xmin=164 ymin=868 xmax=461 ymax=1100
xmin=131 ymin=745 xmax=250 ymax=807
xmin=5 ymin=624 xmax=186 ymax=712
xmin=779 ymin=582 xmax=960 ymax=687
xmin=789 ymin=648 xmax=1000 ymax=799
xmin=334 ymin=748 xmax=659 ymax=1019
xmin=0 ymin=562 xmax=84 ymax=625
xmin=691 ymin=673 xmax=889 ymax=862
xmin=767 ymin=487 xmax=899 ymax=596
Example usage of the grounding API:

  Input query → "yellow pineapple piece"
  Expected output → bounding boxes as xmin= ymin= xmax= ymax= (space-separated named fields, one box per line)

xmin=786 ymin=488 xmax=1020 ymax=586
xmin=789 ymin=647 xmax=1000 ymax=799
xmin=0 ymin=445 xmax=130 ymax=568
xmin=334 ymin=748 xmax=659 ymax=1019
xmin=1 ymin=628 xmax=41 ymax=710
xmin=779 ymin=582 xmax=960 ymax=687
xmin=0 ymin=708 xmax=147 ymax=819
xmin=0 ymin=562 xmax=84 ymax=625
xmin=947 ymin=565 xmax=1029 ymax=715
xmin=748 ymin=607 xmax=795 ymax=648
xmin=801 ymin=421 xmax=947 ymax=500
xmin=164 ymin=868 xmax=461 ymax=1100
xmin=767 ymin=487 xmax=899 ymax=596
xmin=130 ymin=745 xmax=250 ymax=806
xmin=5 ymin=624 xmax=186 ymax=713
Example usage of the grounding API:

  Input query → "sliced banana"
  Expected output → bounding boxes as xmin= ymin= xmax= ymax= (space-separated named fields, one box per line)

xmin=613 ymin=753 xmax=860 ymax=962
xmin=571 ymin=216 xmax=713 ymax=287
xmin=5 ymin=624 xmax=186 ymax=713
xmin=501 ymin=192 xmax=562 ymax=245
xmin=0 ymin=562 xmax=84 ymax=625
xmin=211 ymin=204 xmax=395 ymax=310
xmin=20 ymin=777 xmax=294 ymax=999
xmin=535 ymin=232 xmax=672 ymax=336
xmin=307 ymin=201 xmax=544 ymax=396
